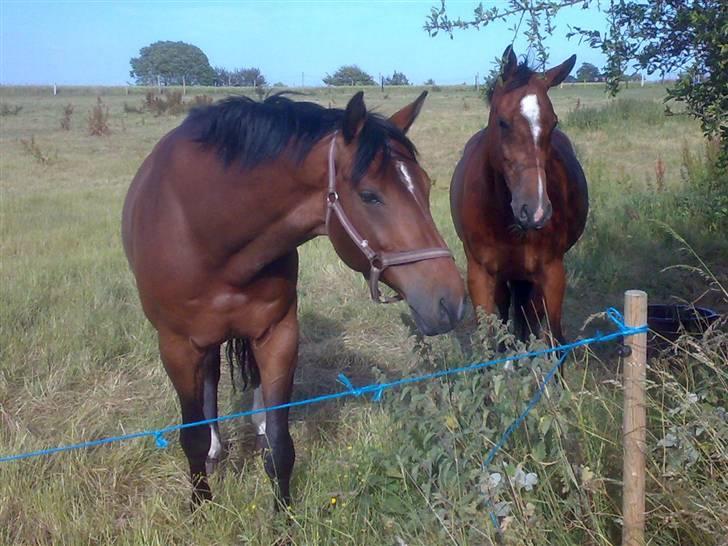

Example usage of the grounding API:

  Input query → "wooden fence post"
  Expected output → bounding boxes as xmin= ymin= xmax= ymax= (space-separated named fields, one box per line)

xmin=622 ymin=290 xmax=647 ymax=546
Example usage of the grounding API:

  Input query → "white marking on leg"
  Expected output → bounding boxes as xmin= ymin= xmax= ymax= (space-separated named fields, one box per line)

xmin=397 ymin=161 xmax=415 ymax=194
xmin=203 ymin=369 xmax=222 ymax=462
xmin=520 ymin=94 xmax=546 ymax=219
xmin=208 ymin=425 xmax=222 ymax=460
xmin=251 ymin=386 xmax=266 ymax=435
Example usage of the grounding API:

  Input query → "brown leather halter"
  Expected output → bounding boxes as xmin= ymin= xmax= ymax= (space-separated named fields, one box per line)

xmin=325 ymin=132 xmax=453 ymax=303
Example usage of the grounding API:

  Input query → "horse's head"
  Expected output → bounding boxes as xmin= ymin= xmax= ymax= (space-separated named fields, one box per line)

xmin=487 ymin=46 xmax=576 ymax=230
xmin=326 ymin=91 xmax=465 ymax=335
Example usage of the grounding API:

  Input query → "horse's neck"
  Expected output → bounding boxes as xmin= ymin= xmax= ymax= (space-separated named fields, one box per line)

xmin=184 ymin=145 xmax=329 ymax=286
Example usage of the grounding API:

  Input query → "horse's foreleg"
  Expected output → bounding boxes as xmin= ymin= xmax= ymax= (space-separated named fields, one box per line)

xmin=251 ymin=301 xmax=298 ymax=510
xmin=158 ymin=333 xmax=214 ymax=506
xmin=466 ymin=255 xmax=497 ymax=319
xmin=539 ymin=260 xmax=566 ymax=345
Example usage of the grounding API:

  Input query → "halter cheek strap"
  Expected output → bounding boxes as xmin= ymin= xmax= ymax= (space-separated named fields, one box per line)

xmin=325 ymin=132 xmax=453 ymax=304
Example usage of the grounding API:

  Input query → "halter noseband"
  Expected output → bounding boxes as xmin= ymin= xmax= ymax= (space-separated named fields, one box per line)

xmin=325 ymin=132 xmax=453 ymax=304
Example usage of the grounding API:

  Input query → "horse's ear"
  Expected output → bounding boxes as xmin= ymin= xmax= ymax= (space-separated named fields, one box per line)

xmin=342 ymin=91 xmax=367 ymax=143
xmin=543 ymin=55 xmax=577 ymax=87
xmin=389 ymin=91 xmax=428 ymax=134
xmin=501 ymin=45 xmax=518 ymax=81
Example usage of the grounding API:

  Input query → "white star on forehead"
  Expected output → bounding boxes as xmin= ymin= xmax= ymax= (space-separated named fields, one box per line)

xmin=520 ymin=94 xmax=541 ymax=144
xmin=397 ymin=161 xmax=415 ymax=193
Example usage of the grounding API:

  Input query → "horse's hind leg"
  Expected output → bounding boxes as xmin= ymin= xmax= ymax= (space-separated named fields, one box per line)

xmin=252 ymin=301 xmax=298 ymax=509
xmin=158 ymin=333 xmax=214 ymax=506
xmin=203 ymin=346 xmax=222 ymax=475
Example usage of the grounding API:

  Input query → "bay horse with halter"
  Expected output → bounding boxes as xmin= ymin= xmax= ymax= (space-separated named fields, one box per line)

xmin=122 ymin=91 xmax=465 ymax=508
xmin=451 ymin=46 xmax=588 ymax=348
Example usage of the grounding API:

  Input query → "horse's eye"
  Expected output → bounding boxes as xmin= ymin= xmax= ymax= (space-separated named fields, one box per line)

xmin=359 ymin=190 xmax=383 ymax=205
xmin=498 ymin=118 xmax=510 ymax=130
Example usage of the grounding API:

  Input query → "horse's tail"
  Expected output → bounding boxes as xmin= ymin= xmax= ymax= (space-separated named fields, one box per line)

xmin=225 ymin=337 xmax=261 ymax=391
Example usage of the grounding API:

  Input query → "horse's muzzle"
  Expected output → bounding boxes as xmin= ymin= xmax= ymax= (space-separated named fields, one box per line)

xmin=515 ymin=201 xmax=553 ymax=230
xmin=408 ymin=292 xmax=465 ymax=336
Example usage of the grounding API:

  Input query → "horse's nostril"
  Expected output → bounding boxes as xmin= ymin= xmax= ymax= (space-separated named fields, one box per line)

xmin=520 ymin=204 xmax=529 ymax=221
xmin=439 ymin=297 xmax=461 ymax=327
xmin=439 ymin=297 xmax=448 ymax=319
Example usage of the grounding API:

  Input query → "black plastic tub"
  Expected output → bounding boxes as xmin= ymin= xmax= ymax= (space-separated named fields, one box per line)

xmin=647 ymin=304 xmax=720 ymax=341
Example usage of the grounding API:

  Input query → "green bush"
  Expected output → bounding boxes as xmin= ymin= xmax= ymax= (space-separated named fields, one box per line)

xmin=350 ymin=302 xmax=728 ymax=545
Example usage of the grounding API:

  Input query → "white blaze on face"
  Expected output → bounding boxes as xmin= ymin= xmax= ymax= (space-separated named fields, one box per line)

xmin=519 ymin=94 xmax=546 ymax=222
xmin=397 ymin=161 xmax=415 ymax=194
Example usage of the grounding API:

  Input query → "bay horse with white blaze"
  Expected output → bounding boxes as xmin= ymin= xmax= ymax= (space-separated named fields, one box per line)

xmin=451 ymin=46 xmax=588 ymax=347
xmin=122 ymin=91 xmax=465 ymax=508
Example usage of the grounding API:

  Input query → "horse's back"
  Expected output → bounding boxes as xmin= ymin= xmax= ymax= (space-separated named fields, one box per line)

xmin=551 ymin=129 xmax=588 ymax=250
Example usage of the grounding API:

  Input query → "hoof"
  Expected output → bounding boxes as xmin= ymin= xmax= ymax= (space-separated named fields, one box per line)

xmin=190 ymin=489 xmax=213 ymax=512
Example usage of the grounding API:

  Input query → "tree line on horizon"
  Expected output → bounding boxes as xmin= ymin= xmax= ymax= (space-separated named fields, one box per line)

xmin=129 ymin=41 xmax=641 ymax=90
xmin=129 ymin=41 xmax=416 ymax=88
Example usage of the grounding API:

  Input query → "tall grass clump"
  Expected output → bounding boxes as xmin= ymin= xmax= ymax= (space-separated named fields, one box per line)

xmin=123 ymin=101 xmax=144 ymax=114
xmin=572 ymin=139 xmax=727 ymax=293
xmin=564 ymin=98 xmax=666 ymax=131
xmin=19 ymin=135 xmax=56 ymax=165
xmin=1 ymin=103 xmax=22 ymax=116
xmin=59 ymin=104 xmax=74 ymax=130
xmin=87 ymin=97 xmax=110 ymax=136
xmin=144 ymin=91 xmax=187 ymax=116
xmin=191 ymin=94 xmax=214 ymax=107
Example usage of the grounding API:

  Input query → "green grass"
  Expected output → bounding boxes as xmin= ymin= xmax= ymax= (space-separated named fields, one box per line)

xmin=1 ymin=83 xmax=726 ymax=545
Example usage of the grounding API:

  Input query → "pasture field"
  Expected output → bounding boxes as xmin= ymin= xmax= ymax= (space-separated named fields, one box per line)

xmin=1 ymin=84 xmax=726 ymax=545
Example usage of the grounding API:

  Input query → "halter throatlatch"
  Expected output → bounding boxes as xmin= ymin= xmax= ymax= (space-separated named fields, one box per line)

xmin=325 ymin=132 xmax=453 ymax=303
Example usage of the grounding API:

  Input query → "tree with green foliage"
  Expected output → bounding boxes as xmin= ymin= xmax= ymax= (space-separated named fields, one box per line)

xmin=236 ymin=68 xmax=266 ymax=87
xmin=424 ymin=0 xmax=728 ymax=161
xmin=576 ymin=62 xmax=601 ymax=82
xmin=214 ymin=67 xmax=266 ymax=87
xmin=323 ymin=65 xmax=375 ymax=86
xmin=130 ymin=41 xmax=215 ymax=86
xmin=384 ymin=71 xmax=411 ymax=86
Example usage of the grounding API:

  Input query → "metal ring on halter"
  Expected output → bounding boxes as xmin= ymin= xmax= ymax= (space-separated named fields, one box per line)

xmin=324 ymin=131 xmax=453 ymax=304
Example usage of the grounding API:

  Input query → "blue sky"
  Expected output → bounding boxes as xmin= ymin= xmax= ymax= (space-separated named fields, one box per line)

xmin=0 ymin=1 xmax=608 ymax=86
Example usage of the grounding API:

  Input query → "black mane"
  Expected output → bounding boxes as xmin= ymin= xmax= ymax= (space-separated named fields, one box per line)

xmin=486 ymin=61 xmax=537 ymax=104
xmin=184 ymin=94 xmax=417 ymax=181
